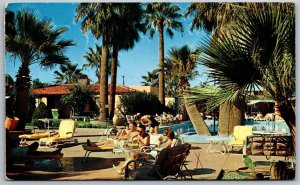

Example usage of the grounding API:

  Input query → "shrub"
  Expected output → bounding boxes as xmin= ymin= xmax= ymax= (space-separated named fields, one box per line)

xmin=118 ymin=92 xmax=165 ymax=116
xmin=31 ymin=102 xmax=51 ymax=128
xmin=61 ymin=85 xmax=94 ymax=116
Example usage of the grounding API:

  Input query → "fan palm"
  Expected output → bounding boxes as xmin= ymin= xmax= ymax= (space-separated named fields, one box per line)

xmin=5 ymin=9 xmax=74 ymax=129
xmin=144 ymin=3 xmax=183 ymax=105
xmin=165 ymin=45 xmax=199 ymax=120
xmin=165 ymin=45 xmax=199 ymax=95
xmin=54 ymin=62 xmax=83 ymax=84
xmin=185 ymin=2 xmax=266 ymax=134
xmin=141 ymin=70 xmax=159 ymax=86
xmin=187 ymin=3 xmax=295 ymax=148
xmin=185 ymin=2 xmax=238 ymax=37
xmin=83 ymin=44 xmax=113 ymax=83
xmin=75 ymin=3 xmax=114 ymax=121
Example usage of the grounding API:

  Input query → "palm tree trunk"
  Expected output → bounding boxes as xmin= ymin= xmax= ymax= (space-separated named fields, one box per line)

xmin=15 ymin=61 xmax=31 ymax=130
xmin=277 ymin=101 xmax=296 ymax=152
xmin=218 ymin=101 xmax=245 ymax=136
xmin=179 ymin=76 xmax=189 ymax=121
xmin=184 ymin=97 xmax=211 ymax=135
xmin=109 ymin=45 xmax=118 ymax=120
xmin=158 ymin=25 xmax=165 ymax=105
xmin=99 ymin=35 xmax=109 ymax=122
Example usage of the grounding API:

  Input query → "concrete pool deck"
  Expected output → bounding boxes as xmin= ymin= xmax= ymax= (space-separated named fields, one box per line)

xmin=6 ymin=128 xmax=292 ymax=180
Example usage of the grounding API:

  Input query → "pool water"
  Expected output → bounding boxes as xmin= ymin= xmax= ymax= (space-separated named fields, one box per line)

xmin=161 ymin=120 xmax=291 ymax=136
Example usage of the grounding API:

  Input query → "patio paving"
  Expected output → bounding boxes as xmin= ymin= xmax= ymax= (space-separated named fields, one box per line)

xmin=6 ymin=128 xmax=291 ymax=180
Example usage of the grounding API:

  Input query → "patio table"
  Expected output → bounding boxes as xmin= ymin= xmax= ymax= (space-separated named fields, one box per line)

xmin=37 ymin=118 xmax=62 ymax=131
xmin=206 ymin=138 xmax=228 ymax=155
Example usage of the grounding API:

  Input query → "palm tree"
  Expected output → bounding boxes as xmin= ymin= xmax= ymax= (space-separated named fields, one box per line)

xmin=144 ymin=3 xmax=183 ymax=105
xmin=166 ymin=45 xmax=198 ymax=95
xmin=185 ymin=2 xmax=249 ymax=134
xmin=165 ymin=45 xmax=199 ymax=120
xmin=185 ymin=2 xmax=237 ymax=37
xmin=108 ymin=3 xmax=144 ymax=119
xmin=5 ymin=9 xmax=74 ymax=129
xmin=54 ymin=62 xmax=83 ymax=84
xmin=188 ymin=3 xmax=295 ymax=148
xmin=83 ymin=44 xmax=102 ymax=82
xmin=83 ymin=44 xmax=113 ymax=83
xmin=75 ymin=3 xmax=115 ymax=122
xmin=141 ymin=70 xmax=159 ymax=86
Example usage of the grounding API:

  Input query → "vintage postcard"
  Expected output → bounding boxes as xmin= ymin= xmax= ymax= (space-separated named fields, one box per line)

xmin=4 ymin=1 xmax=295 ymax=180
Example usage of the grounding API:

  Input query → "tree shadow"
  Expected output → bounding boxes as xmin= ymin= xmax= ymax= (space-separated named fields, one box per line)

xmin=6 ymin=156 xmax=125 ymax=180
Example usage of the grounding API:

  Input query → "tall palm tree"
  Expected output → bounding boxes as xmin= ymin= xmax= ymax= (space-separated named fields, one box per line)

xmin=54 ymin=62 xmax=83 ymax=84
xmin=188 ymin=3 xmax=295 ymax=148
xmin=185 ymin=2 xmax=237 ymax=37
xmin=165 ymin=45 xmax=199 ymax=120
xmin=144 ymin=3 xmax=183 ymax=105
xmin=5 ymin=9 xmax=74 ymax=129
xmin=83 ymin=44 xmax=113 ymax=83
xmin=75 ymin=3 xmax=115 ymax=122
xmin=108 ymin=3 xmax=144 ymax=119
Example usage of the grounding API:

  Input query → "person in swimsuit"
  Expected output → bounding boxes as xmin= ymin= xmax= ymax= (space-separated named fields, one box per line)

xmin=112 ymin=124 xmax=150 ymax=174
xmin=87 ymin=122 xmax=138 ymax=148
xmin=140 ymin=115 xmax=159 ymax=134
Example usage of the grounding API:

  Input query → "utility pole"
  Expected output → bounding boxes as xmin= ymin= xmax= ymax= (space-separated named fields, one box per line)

xmin=122 ymin=75 xmax=125 ymax=86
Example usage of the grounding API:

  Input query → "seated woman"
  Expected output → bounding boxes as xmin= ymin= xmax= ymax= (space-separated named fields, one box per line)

xmin=157 ymin=128 xmax=177 ymax=150
xmin=112 ymin=124 xmax=150 ymax=174
xmin=140 ymin=115 xmax=160 ymax=134
xmin=87 ymin=122 xmax=138 ymax=148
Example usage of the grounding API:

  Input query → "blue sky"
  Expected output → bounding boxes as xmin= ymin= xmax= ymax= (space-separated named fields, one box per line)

xmin=5 ymin=2 xmax=210 ymax=87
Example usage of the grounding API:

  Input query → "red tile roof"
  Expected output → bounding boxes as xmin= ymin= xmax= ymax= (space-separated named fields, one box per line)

xmin=32 ymin=84 xmax=138 ymax=96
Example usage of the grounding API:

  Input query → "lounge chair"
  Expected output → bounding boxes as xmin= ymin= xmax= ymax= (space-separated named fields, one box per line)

xmin=228 ymin=126 xmax=253 ymax=152
xmin=124 ymin=143 xmax=193 ymax=180
xmin=82 ymin=144 xmax=114 ymax=162
xmin=19 ymin=131 xmax=57 ymax=145
xmin=39 ymin=120 xmax=78 ymax=148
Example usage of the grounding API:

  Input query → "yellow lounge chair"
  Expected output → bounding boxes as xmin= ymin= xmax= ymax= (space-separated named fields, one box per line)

xmin=228 ymin=126 xmax=253 ymax=153
xmin=19 ymin=131 xmax=57 ymax=145
xmin=39 ymin=120 xmax=78 ymax=147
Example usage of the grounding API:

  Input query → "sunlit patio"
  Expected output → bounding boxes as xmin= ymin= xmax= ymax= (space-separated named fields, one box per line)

xmin=6 ymin=128 xmax=294 ymax=180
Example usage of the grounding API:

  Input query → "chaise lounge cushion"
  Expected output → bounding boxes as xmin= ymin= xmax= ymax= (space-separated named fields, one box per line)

xmin=19 ymin=131 xmax=57 ymax=140
xmin=245 ymin=135 xmax=293 ymax=156
xmin=82 ymin=144 xmax=114 ymax=151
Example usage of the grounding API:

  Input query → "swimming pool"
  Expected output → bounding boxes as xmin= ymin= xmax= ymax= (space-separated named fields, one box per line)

xmin=161 ymin=120 xmax=291 ymax=136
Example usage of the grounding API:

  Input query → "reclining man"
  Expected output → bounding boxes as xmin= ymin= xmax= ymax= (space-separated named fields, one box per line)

xmin=87 ymin=122 xmax=139 ymax=148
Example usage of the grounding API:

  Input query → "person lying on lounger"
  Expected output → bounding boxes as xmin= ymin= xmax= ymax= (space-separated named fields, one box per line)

xmin=87 ymin=122 xmax=139 ymax=148
xmin=112 ymin=124 xmax=150 ymax=174
xmin=6 ymin=129 xmax=39 ymax=165
xmin=114 ymin=122 xmax=130 ymax=140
